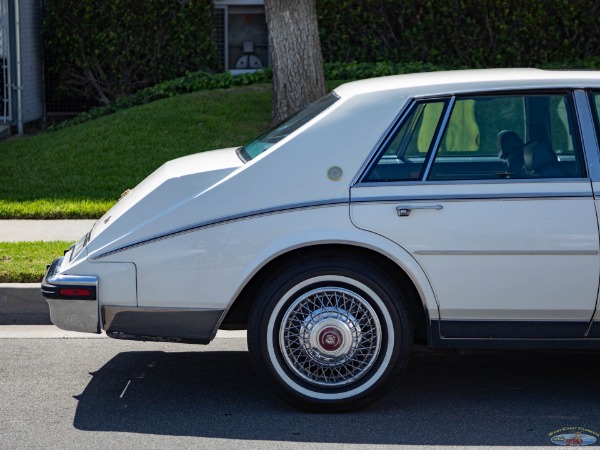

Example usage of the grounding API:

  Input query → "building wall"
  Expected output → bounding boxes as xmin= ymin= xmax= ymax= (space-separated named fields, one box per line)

xmin=213 ymin=1 xmax=269 ymax=72
xmin=0 ymin=0 xmax=44 ymax=126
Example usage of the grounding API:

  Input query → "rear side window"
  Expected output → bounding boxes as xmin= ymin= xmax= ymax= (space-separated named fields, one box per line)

xmin=365 ymin=92 xmax=585 ymax=183
xmin=438 ymin=96 xmax=524 ymax=156
xmin=428 ymin=93 xmax=583 ymax=181
xmin=238 ymin=93 xmax=339 ymax=162
xmin=591 ymin=92 xmax=600 ymax=137
xmin=365 ymin=100 xmax=448 ymax=182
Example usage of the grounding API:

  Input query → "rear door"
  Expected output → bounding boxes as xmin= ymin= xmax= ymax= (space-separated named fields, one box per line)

xmin=583 ymin=89 xmax=600 ymax=338
xmin=351 ymin=91 xmax=600 ymax=339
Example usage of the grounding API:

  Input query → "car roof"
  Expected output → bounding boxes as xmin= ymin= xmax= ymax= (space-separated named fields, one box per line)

xmin=334 ymin=68 xmax=600 ymax=98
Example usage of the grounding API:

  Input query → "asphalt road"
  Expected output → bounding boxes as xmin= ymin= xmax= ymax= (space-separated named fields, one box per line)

xmin=1 ymin=328 xmax=599 ymax=449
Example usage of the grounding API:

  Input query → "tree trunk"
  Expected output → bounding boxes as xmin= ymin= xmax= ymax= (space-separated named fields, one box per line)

xmin=264 ymin=0 xmax=327 ymax=125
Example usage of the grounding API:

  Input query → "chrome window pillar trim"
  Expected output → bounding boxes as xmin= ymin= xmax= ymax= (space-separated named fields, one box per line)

xmin=91 ymin=199 xmax=348 ymax=260
xmin=574 ymin=89 xmax=600 ymax=181
xmin=351 ymin=100 xmax=415 ymax=186
xmin=421 ymin=96 xmax=456 ymax=181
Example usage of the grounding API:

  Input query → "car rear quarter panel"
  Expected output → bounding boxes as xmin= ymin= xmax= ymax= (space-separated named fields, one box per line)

xmin=97 ymin=206 xmax=439 ymax=321
xmin=85 ymin=90 xmax=407 ymax=260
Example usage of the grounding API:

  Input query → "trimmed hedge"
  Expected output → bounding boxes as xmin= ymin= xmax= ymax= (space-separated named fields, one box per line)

xmin=50 ymin=59 xmax=600 ymax=130
xmin=44 ymin=0 xmax=218 ymax=105
xmin=49 ymin=69 xmax=272 ymax=130
xmin=317 ymin=0 xmax=600 ymax=67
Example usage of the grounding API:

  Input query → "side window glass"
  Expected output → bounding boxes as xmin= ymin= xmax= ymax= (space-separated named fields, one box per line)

xmin=428 ymin=94 xmax=584 ymax=181
xmin=366 ymin=100 xmax=447 ymax=182
xmin=591 ymin=92 xmax=600 ymax=137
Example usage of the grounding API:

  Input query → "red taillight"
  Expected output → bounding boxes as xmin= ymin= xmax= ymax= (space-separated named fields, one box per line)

xmin=59 ymin=288 xmax=92 ymax=297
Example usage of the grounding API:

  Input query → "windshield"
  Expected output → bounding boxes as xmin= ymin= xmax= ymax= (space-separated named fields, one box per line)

xmin=237 ymin=92 xmax=340 ymax=162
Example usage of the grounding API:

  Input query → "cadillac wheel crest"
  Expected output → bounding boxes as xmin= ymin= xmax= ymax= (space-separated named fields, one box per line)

xmin=279 ymin=287 xmax=382 ymax=387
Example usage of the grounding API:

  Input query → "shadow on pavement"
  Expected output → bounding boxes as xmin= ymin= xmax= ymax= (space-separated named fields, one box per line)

xmin=73 ymin=348 xmax=600 ymax=445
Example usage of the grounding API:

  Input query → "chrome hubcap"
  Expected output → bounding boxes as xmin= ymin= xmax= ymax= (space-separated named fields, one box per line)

xmin=317 ymin=325 xmax=344 ymax=352
xmin=279 ymin=287 xmax=382 ymax=387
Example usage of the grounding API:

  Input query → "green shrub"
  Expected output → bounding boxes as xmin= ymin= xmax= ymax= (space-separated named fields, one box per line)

xmin=49 ymin=58 xmax=600 ymax=131
xmin=317 ymin=0 xmax=600 ymax=67
xmin=49 ymin=69 xmax=272 ymax=130
xmin=44 ymin=0 xmax=219 ymax=105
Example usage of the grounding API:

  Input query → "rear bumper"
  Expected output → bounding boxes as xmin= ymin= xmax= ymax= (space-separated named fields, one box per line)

xmin=41 ymin=257 xmax=100 ymax=333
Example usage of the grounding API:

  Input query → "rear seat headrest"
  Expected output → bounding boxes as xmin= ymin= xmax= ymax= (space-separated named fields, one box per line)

xmin=497 ymin=130 xmax=524 ymax=159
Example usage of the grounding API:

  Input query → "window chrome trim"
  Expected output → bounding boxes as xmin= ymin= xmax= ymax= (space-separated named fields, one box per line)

xmin=92 ymin=199 xmax=348 ymax=260
xmin=574 ymin=89 xmax=600 ymax=181
xmin=352 ymin=192 xmax=592 ymax=204
xmin=356 ymin=177 xmax=589 ymax=188
xmin=421 ymin=96 xmax=456 ymax=181
xmin=351 ymin=99 xmax=415 ymax=186
xmin=356 ymin=96 xmax=456 ymax=185
xmin=356 ymin=90 xmax=596 ymax=187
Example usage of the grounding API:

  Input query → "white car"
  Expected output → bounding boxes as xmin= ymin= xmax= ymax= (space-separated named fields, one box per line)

xmin=43 ymin=69 xmax=600 ymax=411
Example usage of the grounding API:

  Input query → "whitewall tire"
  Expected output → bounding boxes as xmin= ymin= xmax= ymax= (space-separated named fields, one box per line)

xmin=247 ymin=254 xmax=412 ymax=411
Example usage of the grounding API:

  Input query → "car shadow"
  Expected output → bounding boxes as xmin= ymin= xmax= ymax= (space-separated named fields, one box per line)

xmin=73 ymin=348 xmax=600 ymax=446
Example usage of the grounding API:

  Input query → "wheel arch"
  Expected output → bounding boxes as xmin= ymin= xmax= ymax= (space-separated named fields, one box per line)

xmin=221 ymin=243 xmax=431 ymax=344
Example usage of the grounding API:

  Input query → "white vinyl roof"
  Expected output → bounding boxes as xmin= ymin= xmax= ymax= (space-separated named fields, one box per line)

xmin=334 ymin=68 xmax=600 ymax=98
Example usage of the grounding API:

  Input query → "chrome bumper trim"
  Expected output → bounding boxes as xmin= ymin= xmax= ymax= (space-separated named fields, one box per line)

xmin=42 ymin=256 xmax=100 ymax=334
xmin=41 ymin=257 xmax=98 ymax=300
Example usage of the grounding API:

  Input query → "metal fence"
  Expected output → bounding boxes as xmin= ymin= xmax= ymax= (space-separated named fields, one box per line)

xmin=0 ymin=0 xmax=11 ymax=123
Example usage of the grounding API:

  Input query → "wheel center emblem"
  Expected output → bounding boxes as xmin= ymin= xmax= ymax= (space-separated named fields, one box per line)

xmin=318 ymin=327 xmax=343 ymax=351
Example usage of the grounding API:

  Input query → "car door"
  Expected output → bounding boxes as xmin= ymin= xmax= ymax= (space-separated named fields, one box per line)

xmin=350 ymin=91 xmax=600 ymax=340
xmin=585 ymin=89 xmax=600 ymax=338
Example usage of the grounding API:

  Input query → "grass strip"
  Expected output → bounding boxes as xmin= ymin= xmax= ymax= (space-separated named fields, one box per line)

xmin=0 ymin=81 xmax=347 ymax=219
xmin=0 ymin=241 xmax=73 ymax=283
xmin=0 ymin=85 xmax=272 ymax=218
xmin=0 ymin=200 xmax=114 ymax=219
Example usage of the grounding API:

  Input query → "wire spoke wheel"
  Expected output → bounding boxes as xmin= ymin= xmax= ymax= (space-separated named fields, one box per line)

xmin=247 ymin=255 xmax=413 ymax=411
xmin=279 ymin=287 xmax=382 ymax=387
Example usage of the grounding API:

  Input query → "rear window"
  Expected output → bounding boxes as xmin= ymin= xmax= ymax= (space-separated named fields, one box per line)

xmin=237 ymin=93 xmax=339 ymax=162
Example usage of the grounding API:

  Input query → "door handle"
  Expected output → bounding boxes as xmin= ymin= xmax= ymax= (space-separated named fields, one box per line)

xmin=396 ymin=205 xmax=443 ymax=217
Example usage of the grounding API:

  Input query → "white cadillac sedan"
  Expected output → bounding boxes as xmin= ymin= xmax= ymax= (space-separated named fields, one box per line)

xmin=43 ymin=69 xmax=600 ymax=411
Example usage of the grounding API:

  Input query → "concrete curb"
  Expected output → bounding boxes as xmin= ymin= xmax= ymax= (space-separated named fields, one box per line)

xmin=0 ymin=283 xmax=51 ymax=325
xmin=1 ymin=219 xmax=96 ymax=324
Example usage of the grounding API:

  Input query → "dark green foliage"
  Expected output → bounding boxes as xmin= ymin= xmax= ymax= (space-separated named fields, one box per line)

xmin=323 ymin=61 xmax=461 ymax=79
xmin=317 ymin=0 xmax=600 ymax=67
xmin=44 ymin=0 xmax=219 ymax=104
xmin=50 ymin=58 xmax=600 ymax=130
xmin=49 ymin=69 xmax=273 ymax=130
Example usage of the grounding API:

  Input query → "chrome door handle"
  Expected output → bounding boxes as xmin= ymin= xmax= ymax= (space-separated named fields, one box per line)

xmin=396 ymin=205 xmax=443 ymax=217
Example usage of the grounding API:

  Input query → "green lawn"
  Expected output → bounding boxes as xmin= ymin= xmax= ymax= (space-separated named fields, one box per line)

xmin=0 ymin=84 xmax=272 ymax=218
xmin=0 ymin=241 xmax=73 ymax=282
xmin=1 ymin=81 xmax=347 ymax=282
xmin=0 ymin=80 xmax=346 ymax=219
